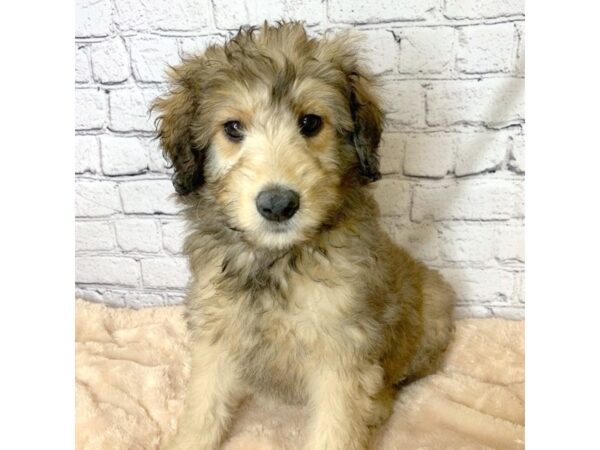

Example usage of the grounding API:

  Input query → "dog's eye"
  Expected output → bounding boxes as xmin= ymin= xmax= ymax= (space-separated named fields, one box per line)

xmin=223 ymin=121 xmax=244 ymax=142
xmin=298 ymin=114 xmax=322 ymax=137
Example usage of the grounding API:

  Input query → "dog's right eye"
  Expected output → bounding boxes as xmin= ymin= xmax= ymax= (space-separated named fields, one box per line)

xmin=298 ymin=114 xmax=323 ymax=137
xmin=223 ymin=121 xmax=244 ymax=142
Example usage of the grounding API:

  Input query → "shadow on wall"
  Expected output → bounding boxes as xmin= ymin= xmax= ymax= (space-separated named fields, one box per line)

xmin=375 ymin=78 xmax=525 ymax=318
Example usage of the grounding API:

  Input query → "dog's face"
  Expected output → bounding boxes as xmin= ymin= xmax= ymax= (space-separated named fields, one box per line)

xmin=154 ymin=22 xmax=383 ymax=250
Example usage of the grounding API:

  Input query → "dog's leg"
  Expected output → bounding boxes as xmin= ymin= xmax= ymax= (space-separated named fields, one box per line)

xmin=303 ymin=364 xmax=384 ymax=450
xmin=406 ymin=268 xmax=456 ymax=380
xmin=163 ymin=340 xmax=245 ymax=450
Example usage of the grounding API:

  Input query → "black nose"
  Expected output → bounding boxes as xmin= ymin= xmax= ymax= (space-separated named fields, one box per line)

xmin=256 ymin=187 xmax=300 ymax=222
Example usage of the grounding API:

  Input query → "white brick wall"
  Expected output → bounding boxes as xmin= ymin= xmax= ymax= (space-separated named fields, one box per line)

xmin=75 ymin=0 xmax=525 ymax=318
xmin=100 ymin=136 xmax=149 ymax=175
xmin=90 ymin=37 xmax=130 ymax=83
xmin=396 ymin=27 xmax=456 ymax=75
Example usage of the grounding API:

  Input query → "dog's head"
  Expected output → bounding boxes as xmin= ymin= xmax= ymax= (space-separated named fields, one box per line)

xmin=154 ymin=22 xmax=383 ymax=250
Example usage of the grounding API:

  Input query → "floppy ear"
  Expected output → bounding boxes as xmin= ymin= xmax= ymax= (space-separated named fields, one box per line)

xmin=347 ymin=71 xmax=384 ymax=183
xmin=153 ymin=67 xmax=205 ymax=195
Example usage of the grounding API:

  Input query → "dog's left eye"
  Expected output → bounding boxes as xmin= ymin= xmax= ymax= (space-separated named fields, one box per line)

xmin=298 ymin=114 xmax=323 ymax=137
xmin=223 ymin=121 xmax=244 ymax=142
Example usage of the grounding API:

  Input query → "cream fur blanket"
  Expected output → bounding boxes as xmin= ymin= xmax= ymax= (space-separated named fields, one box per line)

xmin=75 ymin=299 xmax=524 ymax=450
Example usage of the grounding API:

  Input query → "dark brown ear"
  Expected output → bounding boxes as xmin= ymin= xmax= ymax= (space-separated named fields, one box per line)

xmin=153 ymin=67 xmax=205 ymax=195
xmin=347 ymin=71 xmax=384 ymax=183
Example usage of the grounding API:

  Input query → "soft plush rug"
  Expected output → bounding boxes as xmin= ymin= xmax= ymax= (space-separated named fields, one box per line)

xmin=75 ymin=299 xmax=524 ymax=450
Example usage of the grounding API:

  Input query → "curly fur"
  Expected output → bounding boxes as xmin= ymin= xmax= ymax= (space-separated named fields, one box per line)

xmin=153 ymin=21 xmax=455 ymax=450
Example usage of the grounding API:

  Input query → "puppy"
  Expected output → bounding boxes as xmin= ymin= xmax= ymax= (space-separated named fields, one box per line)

xmin=154 ymin=21 xmax=455 ymax=450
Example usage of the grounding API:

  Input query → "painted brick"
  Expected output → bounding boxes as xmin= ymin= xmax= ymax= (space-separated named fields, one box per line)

xmin=426 ymin=78 xmax=524 ymax=127
xmin=75 ymin=136 xmax=101 ymax=174
xmin=165 ymin=293 xmax=186 ymax=306
xmin=454 ymin=305 xmax=493 ymax=319
xmin=379 ymin=133 xmax=406 ymax=175
xmin=514 ymin=180 xmax=525 ymax=218
xmin=77 ymin=288 xmax=166 ymax=308
xmin=514 ymin=273 xmax=525 ymax=304
xmin=444 ymin=0 xmax=524 ymax=19
xmin=460 ymin=304 xmax=523 ymax=320
xmin=123 ymin=291 xmax=165 ymax=308
xmin=115 ymin=219 xmax=161 ymax=252
xmin=130 ymin=36 xmax=180 ymax=82
xmin=75 ymin=221 xmax=115 ymax=251
xmin=145 ymin=138 xmax=172 ymax=173
xmin=508 ymin=133 xmax=525 ymax=173
xmin=109 ymin=87 xmax=163 ymax=132
xmin=119 ymin=179 xmax=180 ymax=215
xmin=210 ymin=0 xmax=247 ymax=30
xmin=360 ymin=29 xmax=398 ymax=75
xmin=179 ymin=35 xmax=226 ymax=57
xmin=403 ymin=134 xmax=455 ymax=178
xmin=75 ymin=88 xmax=106 ymax=130
xmin=381 ymin=219 xmax=439 ymax=261
xmin=76 ymin=256 xmax=140 ymax=287
xmin=90 ymin=37 xmax=130 ymax=83
xmin=454 ymin=132 xmax=508 ymax=176
xmin=383 ymin=81 xmax=426 ymax=127
xmin=156 ymin=0 xmax=211 ymax=31
xmin=75 ymin=288 xmax=107 ymax=304
xmin=114 ymin=0 xmax=210 ymax=31
xmin=75 ymin=46 xmax=91 ymax=83
xmin=439 ymin=223 xmax=497 ymax=263
xmin=76 ymin=0 xmax=112 ymax=37
xmin=439 ymin=268 xmax=514 ymax=303
xmin=162 ymin=220 xmax=187 ymax=254
xmin=100 ymin=136 xmax=148 ymax=176
xmin=75 ymin=181 xmax=121 ymax=217
xmin=113 ymin=0 xmax=160 ymax=30
xmin=457 ymin=23 xmax=516 ymax=74
xmin=396 ymin=27 xmax=455 ymax=74
xmin=213 ymin=0 xmax=324 ymax=30
xmin=515 ymin=23 xmax=525 ymax=76
xmin=486 ymin=306 xmax=523 ymax=320
xmin=372 ymin=179 xmax=411 ymax=216
xmin=76 ymin=287 xmax=125 ymax=307
xmin=328 ymin=0 xmax=437 ymax=24
xmin=495 ymin=225 xmax=524 ymax=262
xmin=141 ymin=257 xmax=189 ymax=288
xmin=412 ymin=179 xmax=522 ymax=222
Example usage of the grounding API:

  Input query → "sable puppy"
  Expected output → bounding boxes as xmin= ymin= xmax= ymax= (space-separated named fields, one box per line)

xmin=154 ymin=21 xmax=455 ymax=450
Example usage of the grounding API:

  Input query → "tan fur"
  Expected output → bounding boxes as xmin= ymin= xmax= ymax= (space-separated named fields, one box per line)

xmin=153 ymin=22 xmax=455 ymax=450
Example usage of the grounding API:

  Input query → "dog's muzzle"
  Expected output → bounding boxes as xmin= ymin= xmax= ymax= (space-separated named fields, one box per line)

xmin=256 ymin=186 xmax=300 ymax=222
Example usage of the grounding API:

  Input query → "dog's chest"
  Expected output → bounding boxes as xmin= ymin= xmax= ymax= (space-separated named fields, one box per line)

xmin=193 ymin=261 xmax=363 ymax=402
xmin=252 ymin=275 xmax=354 ymax=351
xmin=236 ymin=274 xmax=357 ymax=401
xmin=220 ymin=273 xmax=354 ymax=402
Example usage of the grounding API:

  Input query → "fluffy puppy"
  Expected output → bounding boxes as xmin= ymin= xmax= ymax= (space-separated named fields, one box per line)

xmin=154 ymin=21 xmax=455 ymax=450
